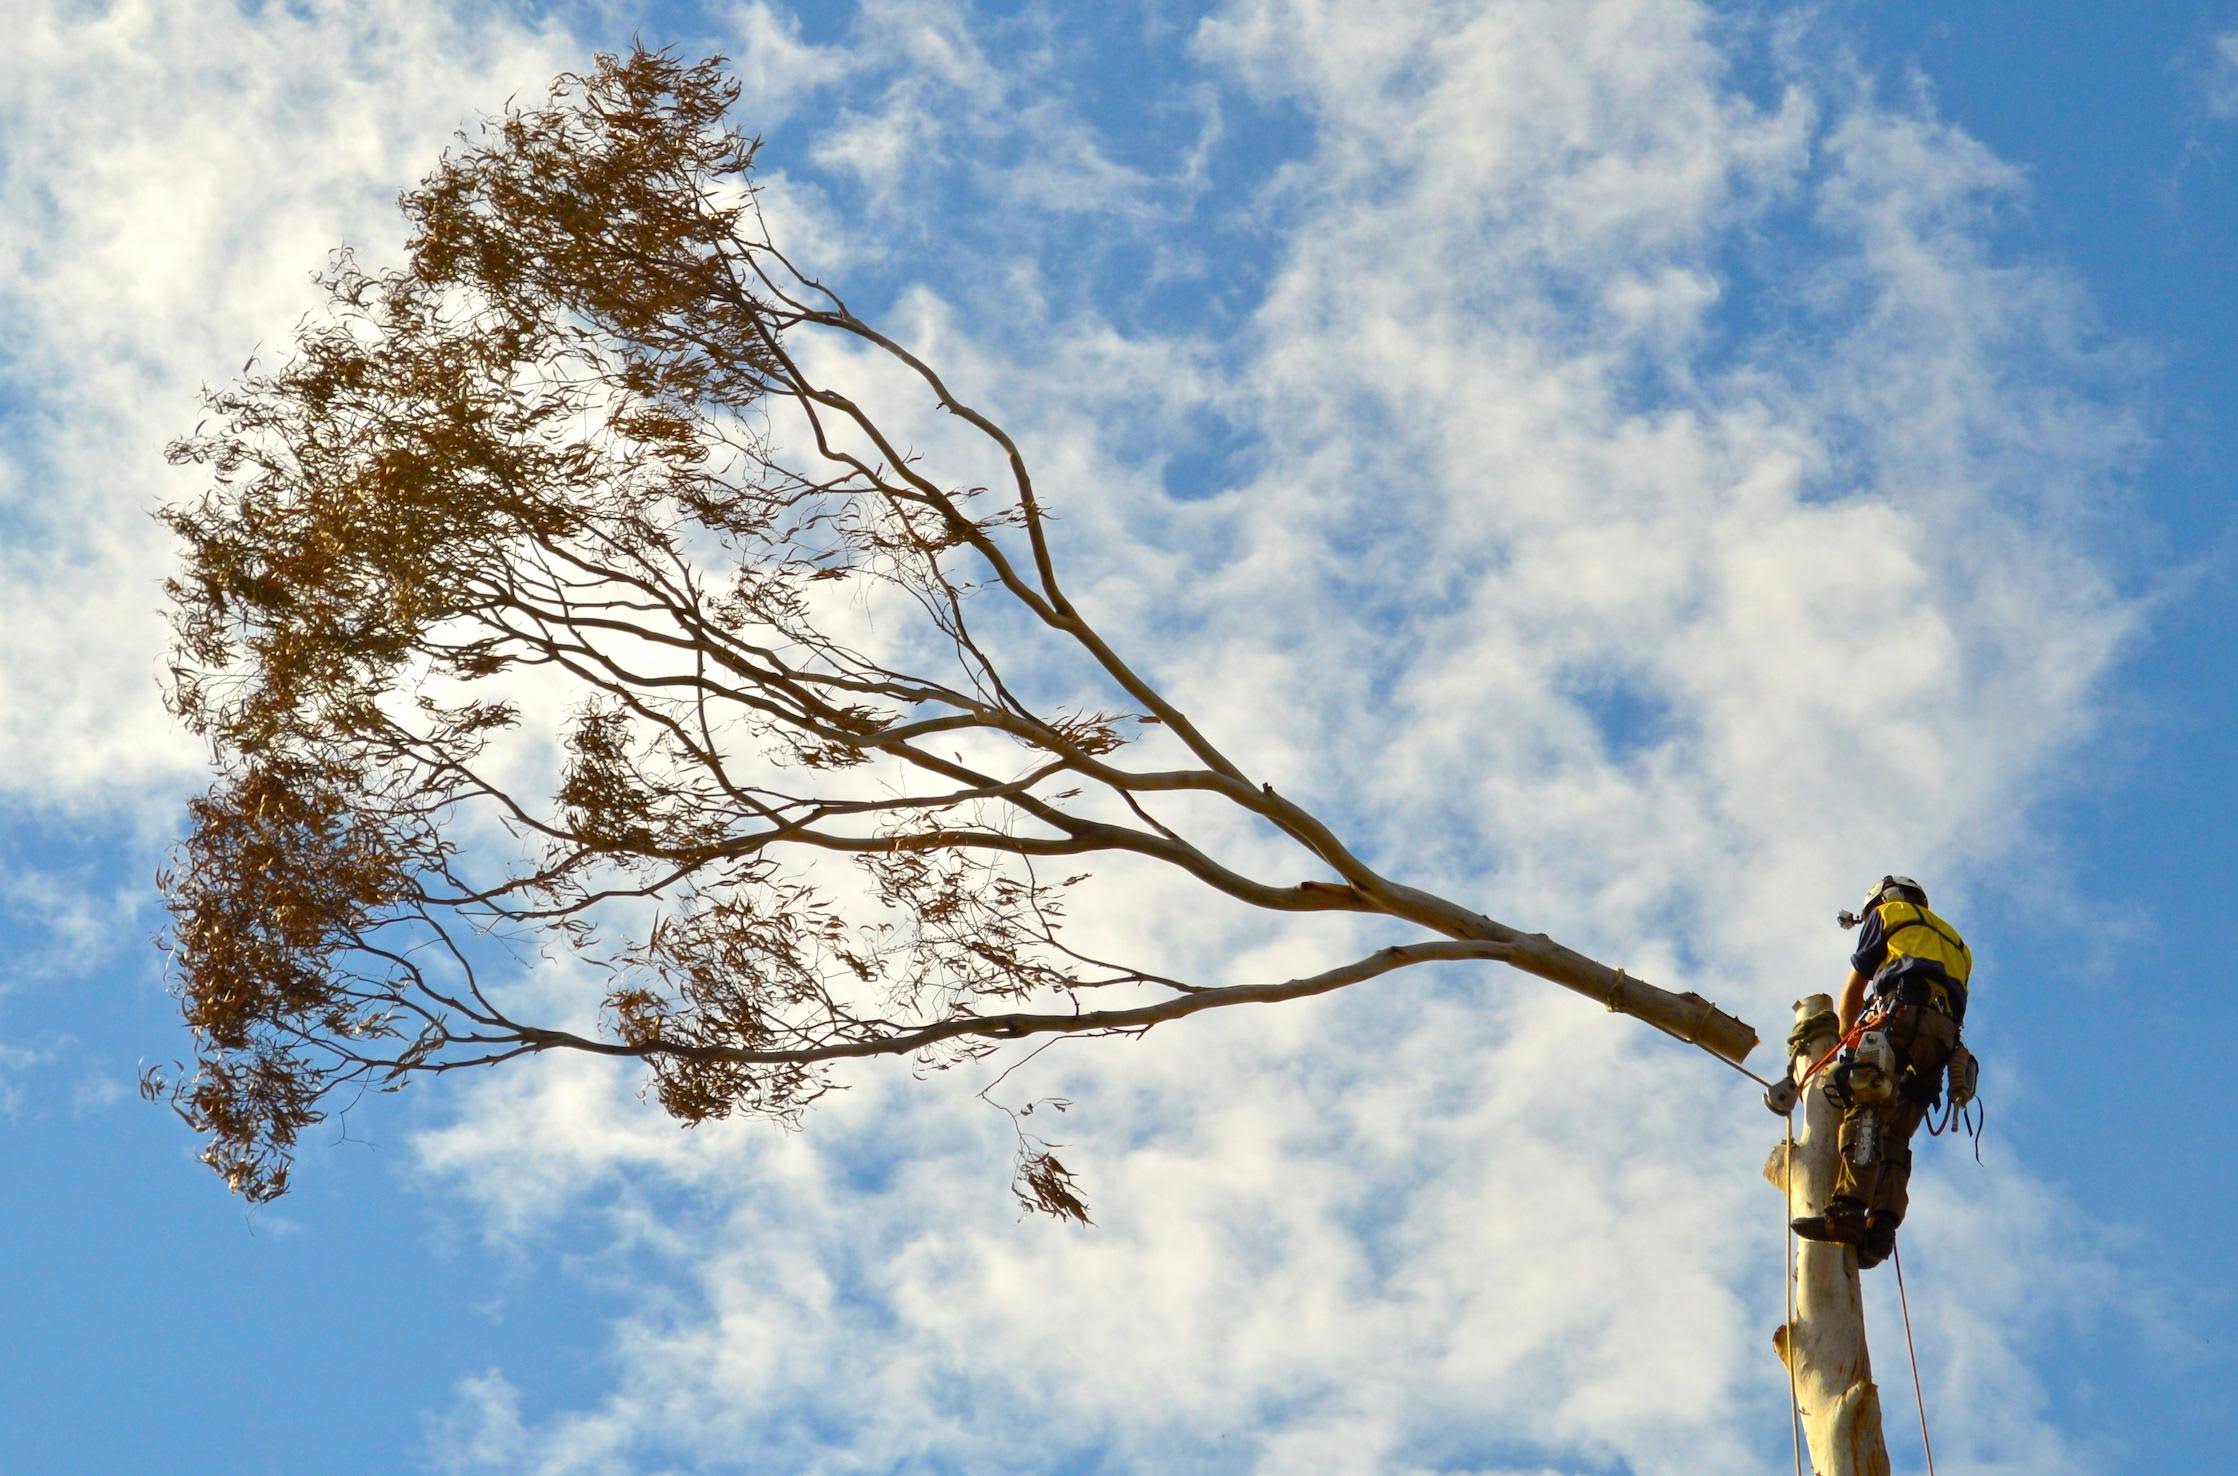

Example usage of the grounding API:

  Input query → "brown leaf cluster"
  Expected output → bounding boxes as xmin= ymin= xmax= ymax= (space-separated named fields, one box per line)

xmin=156 ymin=47 xmax=1155 ymax=1207
xmin=154 ymin=47 xmax=1565 ymax=1218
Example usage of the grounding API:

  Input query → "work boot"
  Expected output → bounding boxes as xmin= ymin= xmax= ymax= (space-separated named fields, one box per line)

xmin=1858 ymin=1213 xmax=1899 ymax=1270
xmin=1791 ymin=1197 xmax=1867 ymax=1246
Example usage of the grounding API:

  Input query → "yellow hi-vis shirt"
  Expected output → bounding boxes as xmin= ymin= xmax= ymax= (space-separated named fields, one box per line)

xmin=1852 ymin=898 xmax=1972 ymax=1016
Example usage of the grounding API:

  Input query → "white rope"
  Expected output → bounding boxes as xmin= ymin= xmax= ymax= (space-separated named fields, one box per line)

xmin=1894 ymin=1241 xmax=1939 ymax=1475
xmin=1784 ymin=1115 xmax=1804 ymax=1476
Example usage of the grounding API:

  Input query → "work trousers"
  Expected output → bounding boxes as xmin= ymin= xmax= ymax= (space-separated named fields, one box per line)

xmin=1832 ymin=1003 xmax=1961 ymax=1226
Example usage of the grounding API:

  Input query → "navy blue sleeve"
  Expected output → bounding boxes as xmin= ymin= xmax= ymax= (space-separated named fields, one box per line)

xmin=1849 ymin=910 xmax=1889 ymax=979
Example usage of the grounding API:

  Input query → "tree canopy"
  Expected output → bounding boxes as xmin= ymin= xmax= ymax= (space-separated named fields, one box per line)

xmin=157 ymin=47 xmax=1755 ymax=1212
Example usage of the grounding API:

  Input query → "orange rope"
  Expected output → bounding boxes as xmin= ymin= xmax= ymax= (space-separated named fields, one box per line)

xmin=1798 ymin=1001 xmax=1891 ymax=1085
xmin=1799 ymin=1022 xmax=1858 ymax=1083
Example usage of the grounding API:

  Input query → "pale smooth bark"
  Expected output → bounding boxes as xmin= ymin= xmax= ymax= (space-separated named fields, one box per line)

xmin=1766 ymin=993 xmax=1891 ymax=1476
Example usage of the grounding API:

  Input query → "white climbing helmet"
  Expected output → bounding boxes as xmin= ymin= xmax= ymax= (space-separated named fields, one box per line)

xmin=1862 ymin=874 xmax=1927 ymax=913
xmin=1838 ymin=874 xmax=1927 ymax=929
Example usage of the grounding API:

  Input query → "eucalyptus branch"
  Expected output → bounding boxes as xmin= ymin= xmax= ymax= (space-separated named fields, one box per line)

xmin=156 ymin=46 xmax=1756 ymax=1210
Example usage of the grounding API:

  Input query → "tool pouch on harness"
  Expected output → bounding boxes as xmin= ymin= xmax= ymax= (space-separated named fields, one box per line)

xmin=1945 ymin=1038 xmax=1978 ymax=1110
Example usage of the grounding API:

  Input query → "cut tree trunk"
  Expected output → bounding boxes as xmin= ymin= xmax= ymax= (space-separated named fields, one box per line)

xmin=1765 ymin=993 xmax=1890 ymax=1476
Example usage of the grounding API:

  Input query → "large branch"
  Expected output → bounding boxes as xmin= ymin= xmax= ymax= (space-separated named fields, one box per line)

xmin=155 ymin=50 xmax=1769 ymax=1206
xmin=515 ymin=939 xmax=1515 ymax=1067
xmin=1329 ymin=879 xmax=1761 ymax=1065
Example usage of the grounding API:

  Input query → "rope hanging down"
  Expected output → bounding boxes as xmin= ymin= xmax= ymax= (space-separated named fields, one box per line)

xmin=1783 ymin=1117 xmax=1804 ymax=1476
xmin=1638 ymin=987 xmax=1803 ymax=1472
xmin=1894 ymin=1243 xmax=1939 ymax=1476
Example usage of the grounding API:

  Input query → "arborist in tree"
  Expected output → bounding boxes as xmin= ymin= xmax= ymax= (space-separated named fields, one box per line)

xmin=1789 ymin=874 xmax=1977 ymax=1269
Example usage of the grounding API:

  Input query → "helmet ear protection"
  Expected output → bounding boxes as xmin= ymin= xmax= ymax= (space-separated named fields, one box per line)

xmin=1837 ymin=874 xmax=1927 ymax=929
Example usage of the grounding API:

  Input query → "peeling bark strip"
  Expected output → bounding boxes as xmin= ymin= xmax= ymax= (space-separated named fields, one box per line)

xmin=154 ymin=47 xmax=1760 ymax=1207
xmin=1767 ymin=994 xmax=1891 ymax=1475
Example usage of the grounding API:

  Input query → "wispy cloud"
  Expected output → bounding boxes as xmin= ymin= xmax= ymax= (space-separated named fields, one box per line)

xmin=2163 ymin=27 xmax=2238 ymax=201
xmin=398 ymin=2 xmax=2136 ymax=1473
xmin=0 ymin=0 xmax=582 ymax=816
xmin=2204 ymin=31 xmax=2238 ymax=119
xmin=0 ymin=857 xmax=138 ymax=989
xmin=2 ymin=0 xmax=2149 ymax=1470
xmin=0 ymin=1037 xmax=44 ymax=1117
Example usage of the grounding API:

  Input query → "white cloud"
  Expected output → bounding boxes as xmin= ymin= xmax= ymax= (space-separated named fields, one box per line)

xmin=795 ymin=0 xmax=1191 ymax=227
xmin=403 ymin=3 xmax=2139 ymax=1474
xmin=69 ymin=1070 xmax=127 ymax=1115
xmin=810 ymin=95 xmax=930 ymax=203
xmin=0 ymin=0 xmax=583 ymax=815
xmin=0 ymin=1037 xmax=44 ymax=1116
xmin=3 ymin=0 xmax=2150 ymax=1471
xmin=2205 ymin=32 xmax=2238 ymax=119
xmin=803 ymin=0 xmax=1002 ymax=207
xmin=723 ymin=0 xmax=854 ymax=125
xmin=428 ymin=1369 xmax=536 ymax=1474
xmin=989 ymin=99 xmax=1163 ymax=217
xmin=0 ymin=850 xmax=152 ymax=1016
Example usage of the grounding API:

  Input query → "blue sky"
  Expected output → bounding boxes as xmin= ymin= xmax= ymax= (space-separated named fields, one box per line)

xmin=1 ymin=2 xmax=2233 ymax=1472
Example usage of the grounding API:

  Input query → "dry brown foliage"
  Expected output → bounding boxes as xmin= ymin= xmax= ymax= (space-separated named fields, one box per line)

xmin=157 ymin=48 xmax=1754 ymax=1208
